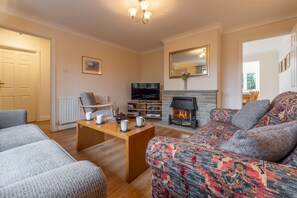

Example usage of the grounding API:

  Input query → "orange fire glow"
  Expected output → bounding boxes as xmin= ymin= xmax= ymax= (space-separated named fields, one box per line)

xmin=174 ymin=110 xmax=189 ymax=119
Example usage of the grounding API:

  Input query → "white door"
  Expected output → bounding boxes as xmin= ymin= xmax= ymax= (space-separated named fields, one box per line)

xmin=0 ymin=48 xmax=37 ymax=122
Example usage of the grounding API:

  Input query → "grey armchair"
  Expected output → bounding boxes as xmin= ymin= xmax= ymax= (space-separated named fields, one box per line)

xmin=79 ymin=92 xmax=115 ymax=119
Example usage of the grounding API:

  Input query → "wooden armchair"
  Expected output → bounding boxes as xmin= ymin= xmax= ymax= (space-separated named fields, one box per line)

xmin=78 ymin=92 xmax=114 ymax=119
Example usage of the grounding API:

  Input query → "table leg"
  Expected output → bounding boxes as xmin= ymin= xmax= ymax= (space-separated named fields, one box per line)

xmin=76 ymin=123 xmax=105 ymax=151
xmin=125 ymin=127 xmax=155 ymax=183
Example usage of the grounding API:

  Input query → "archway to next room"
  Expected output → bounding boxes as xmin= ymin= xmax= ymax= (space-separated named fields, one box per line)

xmin=241 ymin=34 xmax=290 ymax=105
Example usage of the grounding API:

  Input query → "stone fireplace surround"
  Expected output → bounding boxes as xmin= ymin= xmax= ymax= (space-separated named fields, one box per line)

xmin=162 ymin=90 xmax=218 ymax=128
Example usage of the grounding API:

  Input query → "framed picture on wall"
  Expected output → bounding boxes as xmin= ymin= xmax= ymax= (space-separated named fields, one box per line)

xmin=282 ymin=58 xmax=287 ymax=71
xmin=82 ymin=56 xmax=102 ymax=75
xmin=280 ymin=61 xmax=284 ymax=72
xmin=286 ymin=53 xmax=290 ymax=68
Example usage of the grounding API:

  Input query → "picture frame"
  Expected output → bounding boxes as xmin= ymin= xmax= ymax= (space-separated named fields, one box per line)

xmin=283 ymin=59 xmax=287 ymax=71
xmin=279 ymin=62 xmax=282 ymax=73
xmin=82 ymin=56 xmax=102 ymax=75
xmin=286 ymin=53 xmax=290 ymax=68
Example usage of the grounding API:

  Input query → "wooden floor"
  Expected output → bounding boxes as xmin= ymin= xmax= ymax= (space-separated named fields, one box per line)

xmin=36 ymin=120 xmax=192 ymax=198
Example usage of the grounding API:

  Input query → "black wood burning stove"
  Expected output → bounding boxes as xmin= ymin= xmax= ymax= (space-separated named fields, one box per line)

xmin=169 ymin=97 xmax=198 ymax=129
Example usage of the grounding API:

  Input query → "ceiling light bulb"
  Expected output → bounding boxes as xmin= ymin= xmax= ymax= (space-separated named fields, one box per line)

xmin=128 ymin=8 xmax=137 ymax=18
xmin=143 ymin=11 xmax=151 ymax=20
xmin=140 ymin=1 xmax=149 ymax=11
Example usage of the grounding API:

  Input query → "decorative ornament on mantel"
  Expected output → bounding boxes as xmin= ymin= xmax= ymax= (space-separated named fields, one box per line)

xmin=128 ymin=0 xmax=152 ymax=24
xmin=181 ymin=72 xmax=190 ymax=90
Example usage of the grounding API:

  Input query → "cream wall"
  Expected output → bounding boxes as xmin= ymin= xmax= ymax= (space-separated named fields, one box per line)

xmin=163 ymin=29 xmax=222 ymax=107
xmin=139 ymin=49 xmax=164 ymax=88
xmin=54 ymin=30 xmax=140 ymax=109
xmin=243 ymin=51 xmax=279 ymax=101
xmin=222 ymin=17 xmax=297 ymax=109
xmin=0 ymin=28 xmax=50 ymax=121
xmin=0 ymin=12 xmax=140 ymax=130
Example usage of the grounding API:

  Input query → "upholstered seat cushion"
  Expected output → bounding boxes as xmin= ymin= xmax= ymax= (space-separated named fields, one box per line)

xmin=80 ymin=92 xmax=98 ymax=113
xmin=0 ymin=140 xmax=75 ymax=188
xmin=184 ymin=121 xmax=240 ymax=148
xmin=231 ymin=100 xmax=270 ymax=130
xmin=219 ymin=121 xmax=297 ymax=162
xmin=0 ymin=124 xmax=48 ymax=152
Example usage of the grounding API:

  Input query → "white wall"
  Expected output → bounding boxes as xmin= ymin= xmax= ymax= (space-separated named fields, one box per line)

xmin=222 ymin=17 xmax=297 ymax=109
xmin=163 ymin=29 xmax=222 ymax=107
xmin=0 ymin=28 xmax=50 ymax=121
xmin=243 ymin=51 xmax=279 ymax=101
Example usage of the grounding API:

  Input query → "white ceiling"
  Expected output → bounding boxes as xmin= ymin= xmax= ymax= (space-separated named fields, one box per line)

xmin=243 ymin=34 xmax=290 ymax=55
xmin=2 ymin=0 xmax=297 ymax=52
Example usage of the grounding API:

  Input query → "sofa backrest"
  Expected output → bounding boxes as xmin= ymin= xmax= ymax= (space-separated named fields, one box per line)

xmin=255 ymin=91 xmax=297 ymax=128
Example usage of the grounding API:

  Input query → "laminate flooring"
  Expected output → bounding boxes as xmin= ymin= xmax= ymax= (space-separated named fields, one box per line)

xmin=36 ymin=120 xmax=192 ymax=198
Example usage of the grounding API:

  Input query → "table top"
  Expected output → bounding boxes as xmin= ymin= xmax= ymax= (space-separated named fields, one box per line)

xmin=76 ymin=119 xmax=154 ymax=140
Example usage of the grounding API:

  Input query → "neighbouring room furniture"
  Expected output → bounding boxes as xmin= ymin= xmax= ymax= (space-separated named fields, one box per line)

xmin=76 ymin=119 xmax=155 ymax=183
xmin=146 ymin=91 xmax=297 ymax=197
xmin=79 ymin=92 xmax=115 ymax=118
xmin=242 ymin=90 xmax=259 ymax=105
xmin=0 ymin=110 xmax=107 ymax=198
xmin=249 ymin=90 xmax=260 ymax=102
xmin=127 ymin=101 xmax=162 ymax=119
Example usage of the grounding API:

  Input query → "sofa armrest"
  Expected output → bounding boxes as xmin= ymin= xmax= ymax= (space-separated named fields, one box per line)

xmin=146 ymin=136 xmax=297 ymax=197
xmin=210 ymin=108 xmax=238 ymax=123
xmin=0 ymin=161 xmax=107 ymax=198
xmin=0 ymin=110 xmax=27 ymax=129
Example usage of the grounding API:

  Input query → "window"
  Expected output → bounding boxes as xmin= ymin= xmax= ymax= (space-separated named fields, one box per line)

xmin=243 ymin=61 xmax=260 ymax=91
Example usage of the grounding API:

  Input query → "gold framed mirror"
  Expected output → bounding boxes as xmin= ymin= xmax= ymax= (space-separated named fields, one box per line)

xmin=169 ymin=45 xmax=209 ymax=78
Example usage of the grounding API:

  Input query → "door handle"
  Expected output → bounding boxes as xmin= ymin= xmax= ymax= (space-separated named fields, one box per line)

xmin=0 ymin=81 xmax=4 ymax=86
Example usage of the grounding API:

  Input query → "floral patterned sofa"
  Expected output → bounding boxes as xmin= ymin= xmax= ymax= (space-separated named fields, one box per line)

xmin=146 ymin=91 xmax=297 ymax=197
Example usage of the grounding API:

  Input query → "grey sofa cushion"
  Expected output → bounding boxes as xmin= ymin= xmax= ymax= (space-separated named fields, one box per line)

xmin=0 ymin=124 xmax=48 ymax=152
xmin=231 ymin=100 xmax=270 ymax=130
xmin=80 ymin=92 xmax=97 ymax=113
xmin=0 ymin=161 xmax=107 ymax=198
xmin=219 ymin=121 xmax=297 ymax=162
xmin=0 ymin=110 xmax=27 ymax=129
xmin=0 ymin=139 xmax=75 ymax=188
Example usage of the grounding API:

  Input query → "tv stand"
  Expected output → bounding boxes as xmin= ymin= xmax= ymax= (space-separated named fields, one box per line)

xmin=127 ymin=101 xmax=162 ymax=119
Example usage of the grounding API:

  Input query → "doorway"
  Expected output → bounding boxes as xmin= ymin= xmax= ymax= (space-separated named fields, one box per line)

xmin=242 ymin=34 xmax=290 ymax=104
xmin=0 ymin=28 xmax=51 ymax=123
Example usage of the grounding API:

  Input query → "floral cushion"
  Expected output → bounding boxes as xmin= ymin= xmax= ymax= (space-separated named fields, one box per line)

xmin=255 ymin=92 xmax=297 ymax=127
xmin=254 ymin=107 xmax=285 ymax=127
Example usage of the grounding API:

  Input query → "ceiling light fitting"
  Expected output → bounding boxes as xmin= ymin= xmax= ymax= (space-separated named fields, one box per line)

xmin=128 ymin=0 xmax=152 ymax=24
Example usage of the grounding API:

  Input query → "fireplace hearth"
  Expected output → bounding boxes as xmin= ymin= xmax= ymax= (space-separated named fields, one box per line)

xmin=169 ymin=97 xmax=198 ymax=129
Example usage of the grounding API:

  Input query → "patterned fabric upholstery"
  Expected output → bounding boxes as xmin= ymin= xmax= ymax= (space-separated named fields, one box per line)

xmin=255 ymin=91 xmax=297 ymax=127
xmin=146 ymin=91 xmax=297 ymax=197
xmin=184 ymin=121 xmax=239 ymax=148
xmin=210 ymin=108 xmax=238 ymax=123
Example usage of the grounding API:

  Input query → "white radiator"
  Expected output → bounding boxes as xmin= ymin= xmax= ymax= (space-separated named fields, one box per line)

xmin=57 ymin=97 xmax=82 ymax=125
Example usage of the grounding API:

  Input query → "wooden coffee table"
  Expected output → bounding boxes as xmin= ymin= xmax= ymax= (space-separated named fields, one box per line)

xmin=76 ymin=119 xmax=155 ymax=183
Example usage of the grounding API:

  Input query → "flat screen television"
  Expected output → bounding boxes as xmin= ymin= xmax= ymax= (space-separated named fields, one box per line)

xmin=131 ymin=83 xmax=160 ymax=100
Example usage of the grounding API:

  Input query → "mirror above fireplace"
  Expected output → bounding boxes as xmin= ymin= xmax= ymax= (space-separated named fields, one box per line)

xmin=169 ymin=45 xmax=209 ymax=78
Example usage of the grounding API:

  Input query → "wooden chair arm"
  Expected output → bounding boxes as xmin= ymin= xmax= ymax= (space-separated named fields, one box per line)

xmin=80 ymin=103 xmax=113 ymax=108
